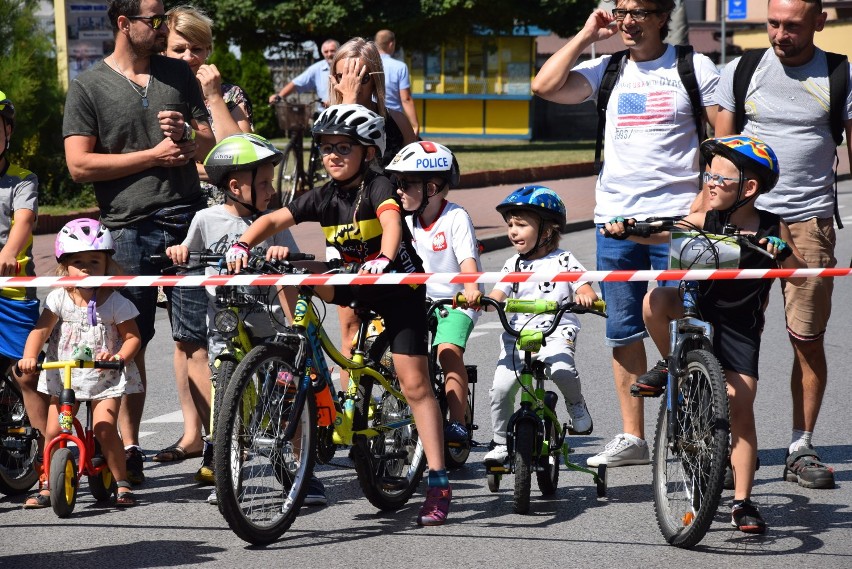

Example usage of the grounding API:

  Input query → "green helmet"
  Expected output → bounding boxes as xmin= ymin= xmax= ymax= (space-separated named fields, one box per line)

xmin=0 ymin=90 xmax=14 ymax=129
xmin=203 ymin=133 xmax=283 ymax=188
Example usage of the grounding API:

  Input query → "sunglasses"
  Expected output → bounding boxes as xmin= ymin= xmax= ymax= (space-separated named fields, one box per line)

xmin=318 ymin=141 xmax=360 ymax=156
xmin=702 ymin=172 xmax=743 ymax=186
xmin=612 ymin=9 xmax=662 ymax=21
xmin=395 ymin=177 xmax=443 ymax=194
xmin=333 ymin=71 xmax=383 ymax=85
xmin=128 ymin=14 xmax=167 ymax=29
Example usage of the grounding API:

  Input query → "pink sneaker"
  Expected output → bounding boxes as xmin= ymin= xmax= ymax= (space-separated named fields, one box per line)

xmin=417 ymin=485 xmax=452 ymax=526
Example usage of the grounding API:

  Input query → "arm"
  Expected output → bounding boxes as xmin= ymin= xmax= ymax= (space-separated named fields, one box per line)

xmin=108 ymin=318 xmax=142 ymax=362
xmin=376 ymin=208 xmax=403 ymax=261
xmin=459 ymin=257 xmax=481 ymax=302
xmin=399 ymin=87 xmax=419 ymax=136
xmin=703 ymin=105 xmax=718 ymax=132
xmin=197 ymin=65 xmax=248 ymax=140
xmin=530 ymin=9 xmax=617 ymax=104
xmin=389 ymin=108 xmax=418 ymax=145
xmin=228 ymin=207 xmax=297 ymax=272
xmin=17 ymin=309 xmax=59 ymax=374
xmin=573 ymin=282 xmax=599 ymax=307
xmin=0 ymin=208 xmax=35 ymax=276
xmin=714 ymin=108 xmax=736 ymax=137
xmin=269 ymin=81 xmax=297 ymax=105
xmin=65 ymin=134 xmax=196 ymax=183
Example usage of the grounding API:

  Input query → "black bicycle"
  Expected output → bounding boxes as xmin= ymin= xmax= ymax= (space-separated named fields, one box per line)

xmin=0 ymin=357 xmax=39 ymax=496
xmin=272 ymin=99 xmax=327 ymax=207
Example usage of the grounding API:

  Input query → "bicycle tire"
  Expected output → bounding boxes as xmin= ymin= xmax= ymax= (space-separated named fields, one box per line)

xmin=444 ymin=398 xmax=473 ymax=469
xmin=536 ymin=416 xmax=560 ymax=496
xmin=275 ymin=143 xmax=301 ymax=208
xmin=214 ymin=344 xmax=316 ymax=545
xmin=0 ymin=377 xmax=39 ymax=495
xmin=88 ymin=467 xmax=116 ymax=501
xmin=652 ymin=349 xmax=729 ymax=549
xmin=307 ymin=145 xmax=328 ymax=189
xmin=513 ymin=420 xmax=535 ymax=514
xmin=212 ymin=359 xmax=237 ymax=436
xmin=50 ymin=447 xmax=78 ymax=518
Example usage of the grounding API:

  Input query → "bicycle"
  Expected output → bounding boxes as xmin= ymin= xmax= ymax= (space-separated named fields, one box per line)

xmin=617 ymin=217 xmax=776 ymax=548
xmin=34 ymin=355 xmax=124 ymax=517
xmin=475 ymin=295 xmax=608 ymax=514
xmin=213 ymin=257 xmax=425 ymax=544
xmin=0 ymin=356 xmax=39 ymax=496
xmin=272 ymin=98 xmax=327 ymax=207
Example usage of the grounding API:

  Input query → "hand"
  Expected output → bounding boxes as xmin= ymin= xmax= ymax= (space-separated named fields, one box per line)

xmin=600 ymin=217 xmax=630 ymax=240
xmin=761 ymin=236 xmax=792 ymax=261
xmin=265 ymin=246 xmax=290 ymax=261
xmin=455 ymin=290 xmax=482 ymax=310
xmin=359 ymin=254 xmax=391 ymax=275
xmin=332 ymin=57 xmax=368 ymax=104
xmin=0 ymin=251 xmax=18 ymax=276
xmin=158 ymin=110 xmax=186 ymax=142
xmin=226 ymin=241 xmax=251 ymax=272
xmin=582 ymin=9 xmax=619 ymax=43
xmin=17 ymin=357 xmax=38 ymax=375
xmin=152 ymin=136 xmax=195 ymax=167
xmin=165 ymin=245 xmax=189 ymax=265
xmin=574 ymin=293 xmax=597 ymax=308
xmin=197 ymin=64 xmax=223 ymax=100
xmin=268 ymin=94 xmax=282 ymax=105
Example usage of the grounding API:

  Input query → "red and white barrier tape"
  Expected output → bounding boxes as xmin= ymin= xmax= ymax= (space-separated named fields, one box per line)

xmin=1 ymin=268 xmax=849 ymax=288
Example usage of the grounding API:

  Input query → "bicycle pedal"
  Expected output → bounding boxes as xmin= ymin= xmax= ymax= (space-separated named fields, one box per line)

xmin=630 ymin=384 xmax=664 ymax=398
xmin=446 ymin=441 xmax=468 ymax=449
xmin=380 ymin=476 xmax=409 ymax=491
xmin=485 ymin=463 xmax=509 ymax=474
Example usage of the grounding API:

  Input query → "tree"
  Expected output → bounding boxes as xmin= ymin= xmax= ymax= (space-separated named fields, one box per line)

xmin=239 ymin=47 xmax=277 ymax=137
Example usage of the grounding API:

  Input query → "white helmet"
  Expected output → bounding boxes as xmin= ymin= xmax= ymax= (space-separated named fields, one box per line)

xmin=312 ymin=104 xmax=386 ymax=157
xmin=386 ymin=141 xmax=460 ymax=187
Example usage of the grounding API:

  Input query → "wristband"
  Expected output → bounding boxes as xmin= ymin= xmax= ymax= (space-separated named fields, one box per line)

xmin=182 ymin=123 xmax=196 ymax=141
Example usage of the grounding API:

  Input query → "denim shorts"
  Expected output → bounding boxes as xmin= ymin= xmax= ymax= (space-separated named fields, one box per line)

xmin=596 ymin=226 xmax=676 ymax=347
xmin=111 ymin=217 xmax=207 ymax=347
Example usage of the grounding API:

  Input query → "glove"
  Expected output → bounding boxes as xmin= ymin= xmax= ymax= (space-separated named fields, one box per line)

xmin=602 ymin=217 xmax=629 ymax=240
xmin=765 ymin=236 xmax=792 ymax=262
xmin=226 ymin=241 xmax=251 ymax=264
xmin=360 ymin=254 xmax=391 ymax=274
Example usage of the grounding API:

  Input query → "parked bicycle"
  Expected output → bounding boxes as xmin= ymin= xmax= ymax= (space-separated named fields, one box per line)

xmin=475 ymin=295 xmax=608 ymax=514
xmin=272 ymin=98 xmax=327 ymax=207
xmin=0 ymin=356 xmax=39 ymax=496
xmin=212 ymin=257 xmax=425 ymax=544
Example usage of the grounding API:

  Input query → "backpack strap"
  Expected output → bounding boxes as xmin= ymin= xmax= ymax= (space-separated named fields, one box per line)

xmin=674 ymin=44 xmax=704 ymax=141
xmin=594 ymin=49 xmax=628 ymax=174
xmin=732 ymin=49 xmax=767 ymax=134
xmin=826 ymin=52 xmax=848 ymax=147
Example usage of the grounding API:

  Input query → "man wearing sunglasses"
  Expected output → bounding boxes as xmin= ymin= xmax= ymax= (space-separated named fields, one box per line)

xmin=268 ymin=39 xmax=339 ymax=112
xmin=62 ymin=0 xmax=217 ymax=487
xmin=532 ymin=0 xmax=719 ymax=469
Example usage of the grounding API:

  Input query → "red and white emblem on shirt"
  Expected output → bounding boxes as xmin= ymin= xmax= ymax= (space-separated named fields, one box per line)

xmin=432 ymin=232 xmax=447 ymax=251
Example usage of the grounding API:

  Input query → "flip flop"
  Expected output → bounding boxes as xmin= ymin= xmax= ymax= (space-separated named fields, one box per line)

xmin=152 ymin=443 xmax=202 ymax=463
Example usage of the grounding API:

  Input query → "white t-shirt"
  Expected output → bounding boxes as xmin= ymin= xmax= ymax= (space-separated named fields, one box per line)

xmin=572 ymin=45 xmax=719 ymax=222
xmin=493 ymin=249 xmax=589 ymax=332
xmin=407 ymin=200 xmax=483 ymax=322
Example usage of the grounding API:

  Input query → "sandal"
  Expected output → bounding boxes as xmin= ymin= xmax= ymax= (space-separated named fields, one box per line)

xmin=23 ymin=468 xmax=50 ymax=509
xmin=152 ymin=443 xmax=202 ymax=463
xmin=115 ymin=480 xmax=136 ymax=507
xmin=784 ymin=446 xmax=835 ymax=489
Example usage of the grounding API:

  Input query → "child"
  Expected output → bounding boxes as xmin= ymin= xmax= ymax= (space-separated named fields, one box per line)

xmin=0 ymin=90 xmax=47 ymax=494
xmin=18 ymin=219 xmax=143 ymax=508
xmin=386 ymin=140 xmax=482 ymax=447
xmin=226 ymin=104 xmax=452 ymax=526
xmin=465 ymin=186 xmax=599 ymax=467
xmin=602 ymin=135 xmax=806 ymax=534
xmin=165 ymin=132 xmax=322 ymax=504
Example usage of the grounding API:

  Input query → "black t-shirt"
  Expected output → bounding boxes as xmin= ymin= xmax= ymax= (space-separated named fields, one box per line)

xmin=287 ymin=171 xmax=423 ymax=273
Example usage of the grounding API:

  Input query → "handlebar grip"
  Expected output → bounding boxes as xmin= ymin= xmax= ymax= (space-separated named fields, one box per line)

xmin=95 ymin=360 xmax=125 ymax=370
xmin=591 ymin=299 xmax=607 ymax=313
xmin=288 ymin=252 xmax=315 ymax=261
xmin=148 ymin=254 xmax=171 ymax=265
xmin=505 ymin=298 xmax=558 ymax=314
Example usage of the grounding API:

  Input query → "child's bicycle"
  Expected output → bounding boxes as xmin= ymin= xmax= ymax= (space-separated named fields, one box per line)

xmin=476 ymin=295 xmax=608 ymax=514
xmin=0 ymin=356 xmax=39 ymax=496
xmin=34 ymin=354 xmax=124 ymax=517
xmin=272 ymin=97 xmax=327 ymax=206
xmin=213 ymin=257 xmax=425 ymax=544
xmin=618 ymin=217 xmax=777 ymax=548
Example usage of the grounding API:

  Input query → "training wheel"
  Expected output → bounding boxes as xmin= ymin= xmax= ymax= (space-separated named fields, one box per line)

xmin=487 ymin=473 xmax=501 ymax=493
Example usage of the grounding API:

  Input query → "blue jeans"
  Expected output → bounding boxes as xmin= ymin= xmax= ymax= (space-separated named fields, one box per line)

xmin=111 ymin=218 xmax=207 ymax=347
xmin=596 ymin=227 xmax=675 ymax=347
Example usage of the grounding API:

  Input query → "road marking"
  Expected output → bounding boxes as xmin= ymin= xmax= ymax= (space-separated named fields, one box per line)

xmin=141 ymin=410 xmax=184 ymax=423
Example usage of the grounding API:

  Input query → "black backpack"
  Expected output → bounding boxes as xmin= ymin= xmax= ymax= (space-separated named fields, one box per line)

xmin=594 ymin=45 xmax=704 ymax=174
xmin=732 ymin=48 xmax=849 ymax=227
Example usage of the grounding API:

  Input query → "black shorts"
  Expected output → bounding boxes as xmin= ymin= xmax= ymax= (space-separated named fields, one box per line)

xmin=331 ymin=284 xmax=428 ymax=356
xmin=709 ymin=318 xmax=761 ymax=380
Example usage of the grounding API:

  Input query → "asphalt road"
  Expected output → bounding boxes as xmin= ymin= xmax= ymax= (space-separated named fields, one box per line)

xmin=2 ymin=185 xmax=852 ymax=568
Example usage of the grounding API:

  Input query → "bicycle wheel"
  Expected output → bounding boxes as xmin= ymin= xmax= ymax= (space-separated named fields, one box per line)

xmin=49 ymin=447 xmax=78 ymax=518
xmin=513 ymin=420 xmax=535 ymax=514
xmin=652 ymin=349 xmax=729 ymax=548
xmin=307 ymin=146 xmax=328 ymax=188
xmin=536 ymin=416 xmax=560 ymax=496
xmin=0 ymin=377 xmax=39 ymax=495
xmin=212 ymin=359 xmax=237 ymax=434
xmin=214 ymin=344 xmax=316 ymax=545
xmin=88 ymin=467 xmax=116 ymax=501
xmin=275 ymin=143 xmax=301 ymax=208
xmin=444 ymin=397 xmax=473 ymax=469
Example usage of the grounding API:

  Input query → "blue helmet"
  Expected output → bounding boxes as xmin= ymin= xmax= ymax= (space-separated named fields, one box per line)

xmin=496 ymin=185 xmax=567 ymax=227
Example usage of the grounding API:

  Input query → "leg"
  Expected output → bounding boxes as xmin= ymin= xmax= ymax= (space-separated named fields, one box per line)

xmin=24 ymin=399 xmax=60 ymax=508
xmin=337 ymin=306 xmax=360 ymax=388
xmin=437 ymin=343 xmax=468 ymax=424
xmin=391 ymin=353 xmax=445 ymax=472
xmin=612 ymin=341 xmax=647 ymax=438
xmin=119 ymin=348 xmax=146 ymax=446
xmin=11 ymin=368 xmax=49 ymax=436
xmin=790 ymin=336 xmax=826 ymax=435
xmin=726 ymin=370 xmax=758 ymax=502
xmin=92 ymin=397 xmax=127 ymax=482
xmin=539 ymin=329 xmax=592 ymax=434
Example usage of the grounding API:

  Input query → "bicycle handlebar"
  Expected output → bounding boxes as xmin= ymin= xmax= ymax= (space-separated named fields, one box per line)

xmin=149 ymin=251 xmax=316 ymax=274
xmin=16 ymin=359 xmax=125 ymax=374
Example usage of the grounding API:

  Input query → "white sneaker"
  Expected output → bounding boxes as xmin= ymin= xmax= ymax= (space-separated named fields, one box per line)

xmin=483 ymin=444 xmax=508 ymax=465
xmin=586 ymin=434 xmax=650 ymax=467
xmin=567 ymin=398 xmax=593 ymax=435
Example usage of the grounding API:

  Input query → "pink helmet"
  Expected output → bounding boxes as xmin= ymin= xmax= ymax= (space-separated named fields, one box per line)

xmin=55 ymin=218 xmax=114 ymax=261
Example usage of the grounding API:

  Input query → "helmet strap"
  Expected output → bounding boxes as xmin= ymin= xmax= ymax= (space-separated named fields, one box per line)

xmin=718 ymin=174 xmax=755 ymax=226
xmin=225 ymin=168 xmax=263 ymax=219
xmin=414 ymin=179 xmax=447 ymax=224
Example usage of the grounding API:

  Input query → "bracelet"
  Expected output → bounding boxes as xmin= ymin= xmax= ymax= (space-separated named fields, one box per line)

xmin=182 ymin=123 xmax=196 ymax=141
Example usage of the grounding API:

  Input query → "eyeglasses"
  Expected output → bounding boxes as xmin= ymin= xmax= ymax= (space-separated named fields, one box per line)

xmin=702 ymin=172 xmax=742 ymax=186
xmin=318 ymin=141 xmax=360 ymax=156
xmin=612 ymin=9 xmax=663 ymax=21
xmin=128 ymin=14 xmax=167 ymax=29
xmin=333 ymin=72 xmax=383 ymax=85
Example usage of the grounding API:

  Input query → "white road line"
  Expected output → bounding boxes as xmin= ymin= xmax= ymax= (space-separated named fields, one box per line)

xmin=141 ymin=410 xmax=184 ymax=423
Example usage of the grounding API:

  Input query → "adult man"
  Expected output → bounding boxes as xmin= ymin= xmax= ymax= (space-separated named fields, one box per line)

xmin=715 ymin=0 xmax=851 ymax=489
xmin=531 ymin=0 xmax=718 ymax=466
xmin=268 ymin=39 xmax=339 ymax=110
xmin=63 ymin=0 xmax=216 ymax=484
xmin=374 ymin=29 xmax=419 ymax=136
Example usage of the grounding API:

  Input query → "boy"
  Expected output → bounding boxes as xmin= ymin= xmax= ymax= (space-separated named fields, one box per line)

xmin=386 ymin=141 xmax=482 ymax=447
xmin=602 ymin=135 xmax=807 ymax=533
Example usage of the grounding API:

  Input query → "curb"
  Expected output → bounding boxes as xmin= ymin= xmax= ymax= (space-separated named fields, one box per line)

xmin=35 ymin=208 xmax=101 ymax=235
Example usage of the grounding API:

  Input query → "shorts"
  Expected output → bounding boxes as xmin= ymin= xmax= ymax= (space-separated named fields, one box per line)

xmin=111 ymin=217 xmax=207 ymax=347
xmin=595 ymin=227 xmax=676 ymax=347
xmin=432 ymin=308 xmax=474 ymax=350
xmin=781 ymin=217 xmax=835 ymax=340
xmin=0 ymin=296 xmax=40 ymax=359
xmin=331 ymin=284 xmax=428 ymax=356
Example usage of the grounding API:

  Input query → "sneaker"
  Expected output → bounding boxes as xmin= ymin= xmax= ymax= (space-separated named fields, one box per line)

xmin=586 ymin=434 xmax=650 ymax=467
xmin=784 ymin=445 xmax=835 ymax=489
xmin=631 ymin=360 xmax=667 ymax=397
xmin=444 ymin=421 xmax=469 ymax=447
xmin=303 ymin=475 xmax=328 ymax=506
xmin=206 ymin=488 xmax=218 ymax=505
xmin=567 ymin=398 xmax=593 ymax=435
xmin=125 ymin=446 xmax=145 ymax=485
xmin=731 ymin=499 xmax=767 ymax=534
xmin=195 ymin=442 xmax=214 ymax=485
xmin=417 ymin=485 xmax=452 ymax=526
xmin=483 ymin=444 xmax=508 ymax=466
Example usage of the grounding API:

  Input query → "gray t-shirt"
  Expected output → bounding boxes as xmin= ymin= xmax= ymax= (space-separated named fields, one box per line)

xmin=62 ymin=56 xmax=207 ymax=228
xmin=0 ymin=162 xmax=38 ymax=300
xmin=715 ymin=49 xmax=852 ymax=221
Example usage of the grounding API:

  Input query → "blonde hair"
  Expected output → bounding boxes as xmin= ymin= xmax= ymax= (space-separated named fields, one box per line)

xmin=329 ymin=37 xmax=387 ymax=115
xmin=55 ymin=252 xmax=125 ymax=277
xmin=166 ymin=5 xmax=214 ymax=49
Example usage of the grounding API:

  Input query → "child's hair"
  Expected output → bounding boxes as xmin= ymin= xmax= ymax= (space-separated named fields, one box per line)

xmin=502 ymin=209 xmax=562 ymax=252
xmin=495 ymin=185 xmax=567 ymax=256
xmin=328 ymin=37 xmax=387 ymax=115
xmin=54 ymin=253 xmax=125 ymax=277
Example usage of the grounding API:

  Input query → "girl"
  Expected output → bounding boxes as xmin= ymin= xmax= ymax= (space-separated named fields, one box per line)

xmin=226 ymin=104 xmax=452 ymax=526
xmin=19 ymin=219 xmax=143 ymax=508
